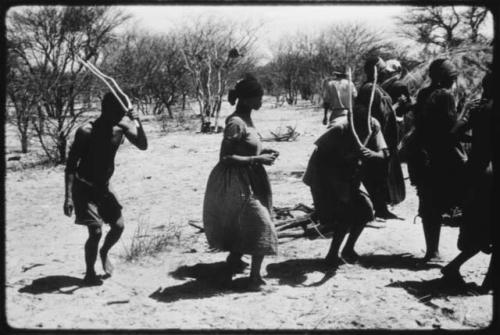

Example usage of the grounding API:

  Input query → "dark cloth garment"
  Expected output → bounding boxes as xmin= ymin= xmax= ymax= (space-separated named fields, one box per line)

xmin=72 ymin=177 xmax=122 ymax=226
xmin=357 ymin=82 xmax=398 ymax=149
xmin=405 ymin=86 xmax=436 ymax=186
xmin=411 ymin=85 xmax=467 ymax=217
xmin=357 ymin=82 xmax=406 ymax=205
xmin=303 ymin=115 xmax=386 ymax=229
xmin=458 ymin=100 xmax=493 ymax=253
xmin=203 ymin=115 xmax=278 ymax=255
xmin=65 ymin=120 xmax=124 ymax=187
xmin=381 ymin=75 xmax=411 ymax=117
xmin=458 ymin=164 xmax=492 ymax=253
xmin=361 ymin=158 xmax=387 ymax=212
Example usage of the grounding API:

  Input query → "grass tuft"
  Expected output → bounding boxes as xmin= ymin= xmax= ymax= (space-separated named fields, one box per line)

xmin=122 ymin=217 xmax=181 ymax=262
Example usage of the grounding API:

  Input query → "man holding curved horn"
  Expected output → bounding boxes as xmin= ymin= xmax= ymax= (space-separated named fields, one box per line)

xmin=64 ymin=87 xmax=148 ymax=285
xmin=303 ymin=67 xmax=389 ymax=266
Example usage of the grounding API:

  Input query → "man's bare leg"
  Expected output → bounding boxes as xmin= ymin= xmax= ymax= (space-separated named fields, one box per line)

xmin=84 ymin=225 xmax=103 ymax=285
xmin=441 ymin=248 xmax=479 ymax=285
xmin=481 ymin=253 xmax=494 ymax=292
xmin=325 ymin=225 xmax=347 ymax=266
xmin=341 ymin=222 xmax=366 ymax=263
xmin=422 ymin=215 xmax=441 ymax=261
xmin=322 ymin=106 xmax=329 ymax=125
xmin=99 ymin=217 xmax=124 ymax=276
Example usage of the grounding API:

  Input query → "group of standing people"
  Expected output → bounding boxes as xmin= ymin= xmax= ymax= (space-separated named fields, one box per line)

xmin=63 ymin=55 xmax=493 ymax=292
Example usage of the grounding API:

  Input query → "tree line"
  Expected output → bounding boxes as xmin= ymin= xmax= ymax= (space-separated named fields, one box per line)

xmin=6 ymin=5 xmax=491 ymax=164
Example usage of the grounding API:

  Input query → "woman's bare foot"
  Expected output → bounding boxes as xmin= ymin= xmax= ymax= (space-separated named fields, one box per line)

xmin=423 ymin=251 xmax=443 ymax=263
xmin=226 ymin=254 xmax=249 ymax=274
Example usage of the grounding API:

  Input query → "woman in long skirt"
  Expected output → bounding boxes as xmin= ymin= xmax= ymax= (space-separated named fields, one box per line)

xmin=203 ymin=74 xmax=279 ymax=289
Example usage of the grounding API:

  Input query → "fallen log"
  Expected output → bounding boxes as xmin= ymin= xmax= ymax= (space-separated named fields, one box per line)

xmin=277 ymin=231 xmax=305 ymax=239
xmin=276 ymin=215 xmax=313 ymax=231
xmin=274 ymin=203 xmax=315 ymax=222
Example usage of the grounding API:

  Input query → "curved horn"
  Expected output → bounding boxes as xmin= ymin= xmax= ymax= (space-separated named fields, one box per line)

xmin=363 ymin=65 xmax=377 ymax=146
xmin=347 ymin=67 xmax=362 ymax=148
xmin=77 ymin=56 xmax=131 ymax=111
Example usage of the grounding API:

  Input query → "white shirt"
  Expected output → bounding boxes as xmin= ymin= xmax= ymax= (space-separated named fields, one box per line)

xmin=323 ymin=78 xmax=357 ymax=112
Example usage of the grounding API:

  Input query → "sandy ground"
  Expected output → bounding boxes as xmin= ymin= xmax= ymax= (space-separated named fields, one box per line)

xmin=5 ymin=98 xmax=494 ymax=330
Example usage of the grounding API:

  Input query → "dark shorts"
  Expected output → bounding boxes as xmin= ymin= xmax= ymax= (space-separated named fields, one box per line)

xmin=311 ymin=184 xmax=374 ymax=230
xmin=73 ymin=178 xmax=122 ymax=227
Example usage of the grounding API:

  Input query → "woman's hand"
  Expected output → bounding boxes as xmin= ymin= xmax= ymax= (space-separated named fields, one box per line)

xmin=256 ymin=153 xmax=278 ymax=165
xmin=261 ymin=148 xmax=280 ymax=157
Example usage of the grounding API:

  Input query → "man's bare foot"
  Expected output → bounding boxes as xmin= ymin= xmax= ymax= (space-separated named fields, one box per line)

xmin=83 ymin=272 xmax=103 ymax=286
xmin=100 ymin=249 xmax=114 ymax=277
xmin=324 ymin=255 xmax=346 ymax=267
xmin=247 ymin=276 xmax=266 ymax=291
xmin=341 ymin=250 xmax=360 ymax=264
xmin=441 ymin=266 xmax=466 ymax=286
xmin=479 ymin=274 xmax=493 ymax=294
xmin=375 ymin=209 xmax=400 ymax=220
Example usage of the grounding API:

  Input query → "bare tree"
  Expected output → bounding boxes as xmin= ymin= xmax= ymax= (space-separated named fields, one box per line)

xmin=103 ymin=32 xmax=188 ymax=117
xmin=179 ymin=16 xmax=259 ymax=132
xmin=6 ymin=41 xmax=38 ymax=153
xmin=317 ymin=22 xmax=392 ymax=83
xmin=461 ymin=6 xmax=489 ymax=43
xmin=6 ymin=6 xmax=128 ymax=163
xmin=397 ymin=6 xmax=490 ymax=52
xmin=263 ymin=22 xmax=393 ymax=105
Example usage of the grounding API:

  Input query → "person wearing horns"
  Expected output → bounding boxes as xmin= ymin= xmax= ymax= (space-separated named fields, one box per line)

xmin=357 ymin=56 xmax=405 ymax=220
xmin=64 ymin=91 xmax=148 ymax=285
xmin=380 ymin=59 xmax=414 ymax=139
xmin=410 ymin=58 xmax=466 ymax=262
xmin=203 ymin=74 xmax=279 ymax=289
xmin=303 ymin=70 xmax=389 ymax=265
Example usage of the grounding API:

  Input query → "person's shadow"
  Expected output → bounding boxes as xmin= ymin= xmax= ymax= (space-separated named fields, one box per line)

xmin=18 ymin=275 xmax=90 ymax=295
xmin=387 ymin=277 xmax=486 ymax=308
xmin=265 ymin=258 xmax=338 ymax=287
xmin=356 ymin=253 xmax=443 ymax=271
xmin=150 ymin=262 xmax=266 ymax=303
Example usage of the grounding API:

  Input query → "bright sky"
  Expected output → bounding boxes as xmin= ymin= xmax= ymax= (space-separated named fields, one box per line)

xmin=122 ymin=5 xmax=408 ymax=63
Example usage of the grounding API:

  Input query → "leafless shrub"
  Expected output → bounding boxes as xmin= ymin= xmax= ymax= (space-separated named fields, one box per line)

xmin=122 ymin=217 xmax=181 ymax=262
xmin=260 ymin=125 xmax=300 ymax=142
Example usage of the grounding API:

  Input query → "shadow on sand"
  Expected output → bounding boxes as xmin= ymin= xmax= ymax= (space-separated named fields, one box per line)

xmin=150 ymin=262 xmax=267 ymax=303
xmin=265 ymin=258 xmax=337 ymax=287
xmin=357 ymin=253 xmax=443 ymax=271
xmin=388 ymin=277 xmax=486 ymax=307
xmin=18 ymin=275 xmax=91 ymax=295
